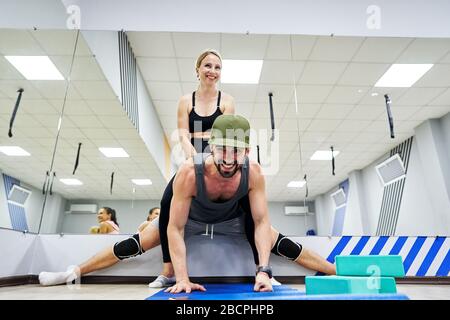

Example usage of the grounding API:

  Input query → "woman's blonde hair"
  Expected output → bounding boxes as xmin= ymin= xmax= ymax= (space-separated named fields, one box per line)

xmin=195 ymin=49 xmax=222 ymax=74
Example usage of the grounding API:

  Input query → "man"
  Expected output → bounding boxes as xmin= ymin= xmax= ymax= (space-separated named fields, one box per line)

xmin=166 ymin=115 xmax=274 ymax=294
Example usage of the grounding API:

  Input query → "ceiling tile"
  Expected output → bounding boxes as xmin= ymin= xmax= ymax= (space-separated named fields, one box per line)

xmin=251 ymin=103 xmax=287 ymax=119
xmin=265 ymin=35 xmax=292 ymax=60
xmin=315 ymin=104 xmax=354 ymax=119
xmin=145 ymin=81 xmax=182 ymax=100
xmin=307 ymin=119 xmax=342 ymax=132
xmin=98 ymin=116 xmax=135 ymax=129
xmin=285 ymin=103 xmax=321 ymax=119
xmin=338 ymin=63 xmax=390 ymax=86
xmin=172 ymin=32 xmax=221 ymax=58
xmin=20 ymin=99 xmax=59 ymax=115
xmin=154 ymin=100 xmax=178 ymax=116
xmin=309 ymin=36 xmax=364 ymax=61
xmin=353 ymin=37 xmax=412 ymax=63
xmin=221 ymin=34 xmax=269 ymax=59
xmin=299 ymin=61 xmax=347 ymax=85
xmin=220 ymin=84 xmax=257 ymax=103
xmin=388 ymin=106 xmax=422 ymax=121
xmin=259 ymin=60 xmax=304 ymax=84
xmin=137 ymin=57 xmax=179 ymax=81
xmin=429 ymin=88 xmax=450 ymax=105
xmin=414 ymin=64 xmax=450 ymax=87
xmin=31 ymin=81 xmax=81 ymax=100
xmin=326 ymin=86 xmax=368 ymax=104
xmin=67 ymin=115 xmax=101 ymax=128
xmin=409 ymin=106 xmax=450 ymax=121
xmin=39 ymin=30 xmax=92 ymax=56
xmin=255 ymin=84 xmax=294 ymax=103
xmin=396 ymin=87 xmax=447 ymax=105
xmin=127 ymin=31 xmax=174 ymax=57
xmin=300 ymin=131 xmax=330 ymax=143
xmin=345 ymin=104 xmax=385 ymax=120
xmin=59 ymin=100 xmax=92 ymax=115
xmin=73 ymin=81 xmax=118 ymax=100
xmin=0 ymin=80 xmax=43 ymax=99
xmin=324 ymin=131 xmax=358 ymax=144
xmin=335 ymin=119 xmax=372 ymax=132
xmin=181 ymin=82 xmax=198 ymax=94
xmin=177 ymin=58 xmax=198 ymax=82
xmin=359 ymin=88 xmax=408 ymax=105
xmin=279 ymin=117 xmax=311 ymax=132
xmin=290 ymin=35 xmax=317 ymax=60
xmin=0 ymin=30 xmax=44 ymax=55
xmin=51 ymin=56 xmax=105 ymax=81
xmin=396 ymin=38 xmax=450 ymax=63
xmin=87 ymin=100 xmax=127 ymax=116
xmin=296 ymin=85 xmax=333 ymax=103
xmin=0 ymin=56 xmax=23 ymax=80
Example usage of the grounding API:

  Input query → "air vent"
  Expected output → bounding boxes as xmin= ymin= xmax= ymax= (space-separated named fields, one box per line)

xmin=68 ymin=204 xmax=98 ymax=214
xmin=330 ymin=188 xmax=346 ymax=209
xmin=375 ymin=153 xmax=406 ymax=187
xmin=284 ymin=206 xmax=313 ymax=216
xmin=7 ymin=185 xmax=32 ymax=207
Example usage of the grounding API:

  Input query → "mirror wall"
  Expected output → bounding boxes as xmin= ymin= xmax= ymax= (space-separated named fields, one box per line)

xmin=1 ymin=29 xmax=449 ymax=235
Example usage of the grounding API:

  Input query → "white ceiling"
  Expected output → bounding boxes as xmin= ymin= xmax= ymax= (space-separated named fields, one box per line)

xmin=127 ymin=32 xmax=450 ymax=201
xmin=0 ymin=29 xmax=167 ymax=200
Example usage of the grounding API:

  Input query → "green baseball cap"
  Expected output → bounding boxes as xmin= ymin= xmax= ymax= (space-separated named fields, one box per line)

xmin=209 ymin=115 xmax=250 ymax=148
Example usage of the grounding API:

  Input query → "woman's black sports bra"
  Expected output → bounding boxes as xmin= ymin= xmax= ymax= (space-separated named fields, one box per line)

xmin=188 ymin=91 xmax=223 ymax=133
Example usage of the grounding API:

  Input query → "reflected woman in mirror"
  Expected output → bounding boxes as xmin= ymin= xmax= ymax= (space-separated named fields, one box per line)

xmin=89 ymin=207 xmax=120 ymax=234
xmin=137 ymin=207 xmax=160 ymax=233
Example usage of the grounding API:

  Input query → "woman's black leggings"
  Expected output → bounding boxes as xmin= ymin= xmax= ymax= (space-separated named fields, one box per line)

xmin=159 ymin=175 xmax=264 ymax=264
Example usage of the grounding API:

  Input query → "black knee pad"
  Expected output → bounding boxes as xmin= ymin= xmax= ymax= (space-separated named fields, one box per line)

xmin=113 ymin=234 xmax=144 ymax=260
xmin=271 ymin=233 xmax=303 ymax=261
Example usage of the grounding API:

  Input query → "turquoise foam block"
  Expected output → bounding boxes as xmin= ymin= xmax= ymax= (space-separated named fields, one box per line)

xmin=146 ymin=283 xmax=408 ymax=300
xmin=336 ymin=255 xmax=405 ymax=277
xmin=305 ymin=276 xmax=397 ymax=295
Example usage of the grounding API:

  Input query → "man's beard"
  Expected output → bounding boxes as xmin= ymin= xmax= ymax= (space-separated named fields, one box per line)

xmin=214 ymin=161 xmax=240 ymax=178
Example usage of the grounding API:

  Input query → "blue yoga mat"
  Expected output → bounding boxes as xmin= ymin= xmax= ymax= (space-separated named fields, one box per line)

xmin=146 ymin=283 xmax=409 ymax=300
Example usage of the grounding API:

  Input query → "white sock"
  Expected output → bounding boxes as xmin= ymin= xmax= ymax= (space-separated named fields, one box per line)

xmin=39 ymin=266 xmax=78 ymax=286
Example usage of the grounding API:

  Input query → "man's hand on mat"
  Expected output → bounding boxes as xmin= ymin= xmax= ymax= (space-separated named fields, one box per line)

xmin=165 ymin=279 xmax=206 ymax=294
xmin=254 ymin=272 xmax=273 ymax=292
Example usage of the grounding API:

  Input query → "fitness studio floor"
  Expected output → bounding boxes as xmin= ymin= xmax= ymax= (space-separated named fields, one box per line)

xmin=0 ymin=283 xmax=449 ymax=300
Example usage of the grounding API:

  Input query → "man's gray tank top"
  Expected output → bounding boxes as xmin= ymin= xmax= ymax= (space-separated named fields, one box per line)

xmin=189 ymin=153 xmax=249 ymax=224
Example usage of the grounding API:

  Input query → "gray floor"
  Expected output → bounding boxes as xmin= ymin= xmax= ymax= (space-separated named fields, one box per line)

xmin=0 ymin=283 xmax=448 ymax=300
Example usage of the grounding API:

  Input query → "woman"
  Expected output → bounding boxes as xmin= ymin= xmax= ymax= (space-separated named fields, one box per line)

xmin=90 ymin=207 xmax=120 ymax=234
xmin=137 ymin=207 xmax=160 ymax=233
xmin=177 ymin=49 xmax=235 ymax=159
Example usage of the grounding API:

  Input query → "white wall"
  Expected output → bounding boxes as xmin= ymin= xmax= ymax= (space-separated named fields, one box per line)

xmin=0 ymin=0 xmax=67 ymax=29
xmin=268 ymin=202 xmax=317 ymax=236
xmin=314 ymin=112 xmax=450 ymax=236
xmin=396 ymin=139 xmax=439 ymax=235
xmin=60 ymin=199 xmax=160 ymax=234
xmin=22 ymin=183 xmax=47 ymax=233
xmin=314 ymin=193 xmax=335 ymax=236
xmin=57 ymin=199 xmax=316 ymax=235
xmin=0 ymin=229 xmax=37 ymax=277
xmin=39 ymin=192 xmax=67 ymax=234
xmin=136 ymin=65 xmax=171 ymax=178
xmin=57 ymin=0 xmax=450 ymax=38
xmin=81 ymin=30 xmax=122 ymax=101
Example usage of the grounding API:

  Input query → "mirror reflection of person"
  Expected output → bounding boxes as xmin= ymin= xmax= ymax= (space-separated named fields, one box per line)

xmin=89 ymin=207 xmax=120 ymax=234
xmin=137 ymin=207 xmax=160 ymax=233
